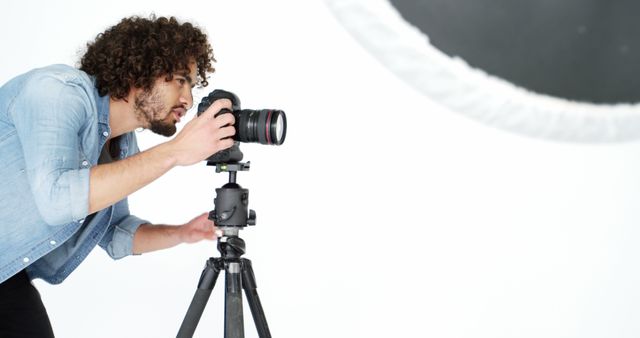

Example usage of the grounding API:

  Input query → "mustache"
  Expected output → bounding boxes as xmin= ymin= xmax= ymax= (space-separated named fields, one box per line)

xmin=173 ymin=101 xmax=192 ymax=111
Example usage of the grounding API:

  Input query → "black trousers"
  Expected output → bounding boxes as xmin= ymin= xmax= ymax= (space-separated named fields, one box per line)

xmin=0 ymin=270 xmax=55 ymax=338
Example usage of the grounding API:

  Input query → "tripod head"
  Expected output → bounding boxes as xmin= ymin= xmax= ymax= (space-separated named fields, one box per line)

xmin=207 ymin=158 xmax=256 ymax=233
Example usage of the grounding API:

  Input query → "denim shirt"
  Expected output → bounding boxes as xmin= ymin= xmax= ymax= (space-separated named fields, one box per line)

xmin=0 ymin=64 xmax=149 ymax=284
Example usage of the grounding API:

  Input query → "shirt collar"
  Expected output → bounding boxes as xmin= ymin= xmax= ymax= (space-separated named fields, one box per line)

xmin=96 ymin=93 xmax=111 ymax=128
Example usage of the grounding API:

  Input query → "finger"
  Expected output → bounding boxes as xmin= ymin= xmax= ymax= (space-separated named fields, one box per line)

xmin=195 ymin=216 xmax=214 ymax=227
xmin=201 ymin=227 xmax=217 ymax=239
xmin=217 ymin=138 xmax=235 ymax=150
xmin=217 ymin=125 xmax=236 ymax=139
xmin=213 ymin=113 xmax=235 ymax=127
xmin=212 ymin=98 xmax=233 ymax=111
xmin=193 ymin=212 xmax=211 ymax=224
xmin=199 ymin=99 xmax=232 ymax=119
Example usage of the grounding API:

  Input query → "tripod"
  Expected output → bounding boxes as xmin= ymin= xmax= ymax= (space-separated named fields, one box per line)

xmin=177 ymin=162 xmax=271 ymax=338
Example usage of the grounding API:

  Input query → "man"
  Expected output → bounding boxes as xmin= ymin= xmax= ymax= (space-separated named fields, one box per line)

xmin=0 ymin=15 xmax=235 ymax=337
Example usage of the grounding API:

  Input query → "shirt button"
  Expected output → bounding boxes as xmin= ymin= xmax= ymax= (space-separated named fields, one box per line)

xmin=103 ymin=131 xmax=109 ymax=137
xmin=82 ymin=160 xmax=89 ymax=166
xmin=50 ymin=240 xmax=57 ymax=246
xmin=23 ymin=257 xmax=30 ymax=263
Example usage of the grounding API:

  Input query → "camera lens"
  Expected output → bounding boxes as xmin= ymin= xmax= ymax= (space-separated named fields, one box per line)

xmin=235 ymin=109 xmax=287 ymax=145
xmin=196 ymin=90 xmax=287 ymax=146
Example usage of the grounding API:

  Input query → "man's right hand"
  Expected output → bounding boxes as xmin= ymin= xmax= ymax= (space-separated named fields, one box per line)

xmin=166 ymin=98 xmax=236 ymax=166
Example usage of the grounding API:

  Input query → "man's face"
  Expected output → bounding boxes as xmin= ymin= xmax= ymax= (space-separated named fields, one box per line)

xmin=134 ymin=62 xmax=197 ymax=137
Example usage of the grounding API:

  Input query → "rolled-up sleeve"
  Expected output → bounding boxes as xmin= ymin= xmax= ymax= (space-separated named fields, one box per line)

xmin=9 ymin=74 xmax=93 ymax=225
xmin=99 ymin=197 xmax=149 ymax=259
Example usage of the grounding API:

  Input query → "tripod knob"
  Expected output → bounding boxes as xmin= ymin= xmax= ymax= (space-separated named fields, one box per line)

xmin=247 ymin=209 xmax=256 ymax=226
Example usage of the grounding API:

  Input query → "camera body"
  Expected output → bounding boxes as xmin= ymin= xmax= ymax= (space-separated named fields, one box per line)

xmin=197 ymin=89 xmax=242 ymax=117
xmin=197 ymin=90 xmax=287 ymax=164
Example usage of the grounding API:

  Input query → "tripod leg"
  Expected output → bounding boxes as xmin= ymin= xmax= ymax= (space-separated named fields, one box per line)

xmin=225 ymin=262 xmax=245 ymax=338
xmin=177 ymin=258 xmax=222 ymax=338
xmin=241 ymin=258 xmax=272 ymax=338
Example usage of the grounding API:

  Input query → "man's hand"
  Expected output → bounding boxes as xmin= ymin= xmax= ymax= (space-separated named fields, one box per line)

xmin=179 ymin=212 xmax=221 ymax=243
xmin=166 ymin=98 xmax=237 ymax=167
xmin=132 ymin=212 xmax=222 ymax=254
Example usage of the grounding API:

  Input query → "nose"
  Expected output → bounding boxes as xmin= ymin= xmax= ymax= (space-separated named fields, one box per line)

xmin=181 ymin=87 xmax=193 ymax=110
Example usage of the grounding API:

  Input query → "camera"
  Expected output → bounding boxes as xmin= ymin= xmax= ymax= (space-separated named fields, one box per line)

xmin=197 ymin=90 xmax=286 ymax=145
xmin=196 ymin=90 xmax=286 ymax=164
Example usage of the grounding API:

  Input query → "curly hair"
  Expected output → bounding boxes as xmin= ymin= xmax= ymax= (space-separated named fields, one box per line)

xmin=80 ymin=15 xmax=215 ymax=100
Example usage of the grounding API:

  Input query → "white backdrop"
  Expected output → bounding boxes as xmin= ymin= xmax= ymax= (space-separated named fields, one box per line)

xmin=2 ymin=1 xmax=640 ymax=338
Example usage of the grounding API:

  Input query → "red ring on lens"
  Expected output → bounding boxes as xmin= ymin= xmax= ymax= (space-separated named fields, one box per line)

xmin=265 ymin=110 xmax=273 ymax=144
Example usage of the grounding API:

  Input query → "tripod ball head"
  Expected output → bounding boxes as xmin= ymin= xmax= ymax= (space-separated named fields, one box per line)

xmin=211 ymin=182 xmax=256 ymax=227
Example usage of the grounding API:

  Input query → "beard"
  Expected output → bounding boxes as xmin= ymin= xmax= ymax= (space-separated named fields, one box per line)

xmin=134 ymin=88 xmax=177 ymax=137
